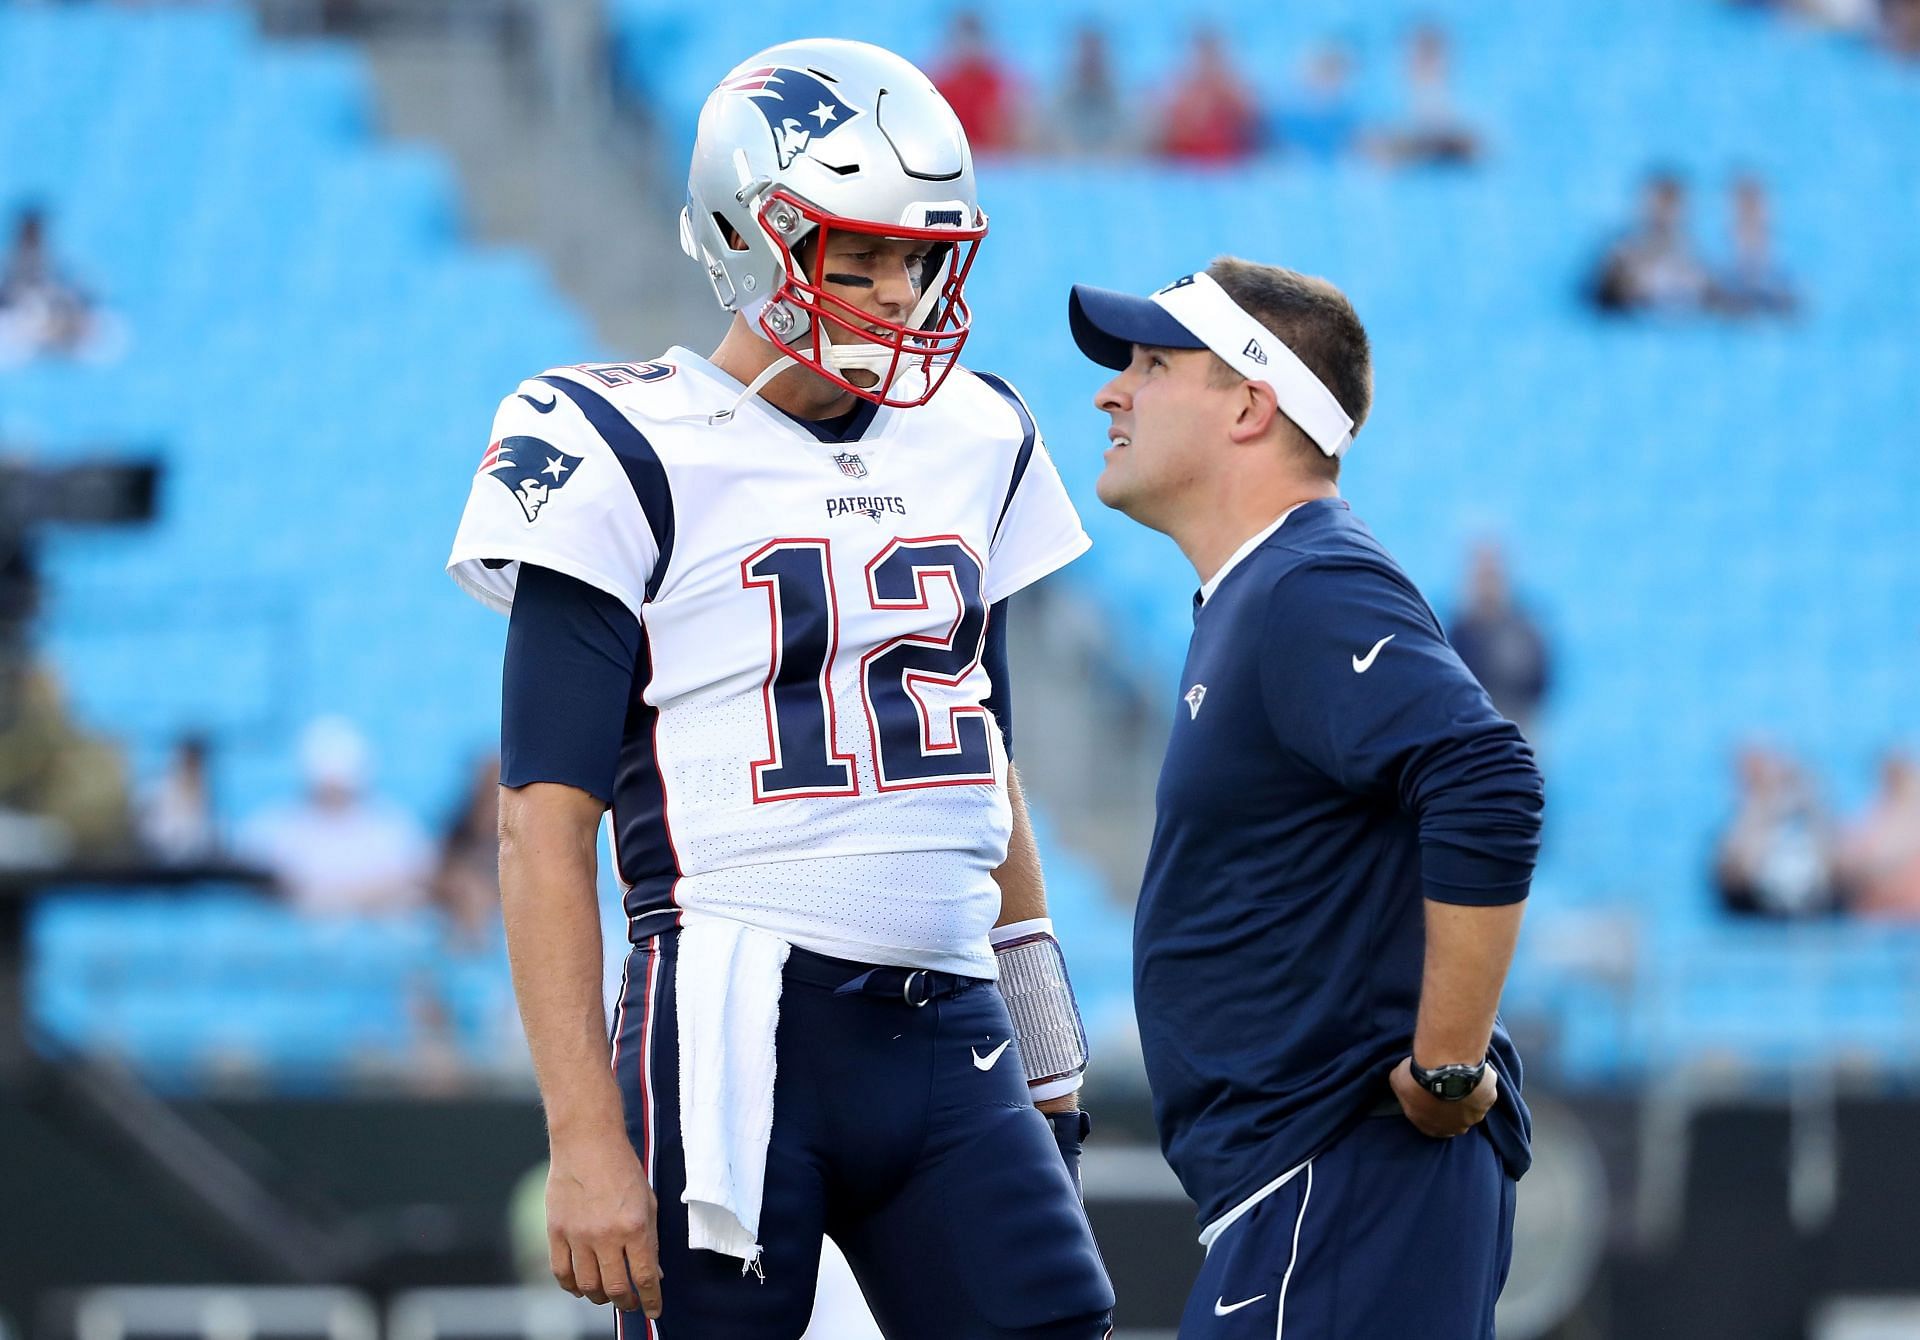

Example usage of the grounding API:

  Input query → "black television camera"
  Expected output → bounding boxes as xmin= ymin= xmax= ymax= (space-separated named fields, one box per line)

xmin=0 ymin=458 xmax=159 ymax=721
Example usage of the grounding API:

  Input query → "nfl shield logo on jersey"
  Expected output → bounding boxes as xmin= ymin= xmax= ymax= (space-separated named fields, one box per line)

xmin=479 ymin=436 xmax=585 ymax=524
xmin=834 ymin=452 xmax=869 ymax=479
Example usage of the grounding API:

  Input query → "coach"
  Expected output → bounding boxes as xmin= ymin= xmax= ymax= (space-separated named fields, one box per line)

xmin=1069 ymin=259 xmax=1545 ymax=1338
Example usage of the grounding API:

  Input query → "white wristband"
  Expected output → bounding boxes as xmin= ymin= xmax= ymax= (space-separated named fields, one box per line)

xmin=1027 ymin=1073 xmax=1086 ymax=1103
xmin=990 ymin=916 xmax=1056 ymax=947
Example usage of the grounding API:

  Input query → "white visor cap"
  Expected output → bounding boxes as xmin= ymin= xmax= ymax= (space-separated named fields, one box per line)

xmin=1067 ymin=270 xmax=1356 ymax=458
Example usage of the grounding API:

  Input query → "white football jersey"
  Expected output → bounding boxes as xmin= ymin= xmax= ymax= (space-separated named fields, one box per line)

xmin=448 ymin=348 xmax=1089 ymax=975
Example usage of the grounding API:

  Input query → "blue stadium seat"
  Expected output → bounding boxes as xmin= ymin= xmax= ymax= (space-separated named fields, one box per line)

xmin=14 ymin=1 xmax=1920 ymax=1086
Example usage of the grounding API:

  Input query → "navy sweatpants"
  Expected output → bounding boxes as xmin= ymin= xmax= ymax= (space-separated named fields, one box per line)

xmin=612 ymin=930 xmax=1115 ymax=1340
xmin=1180 ymin=1116 xmax=1516 ymax=1339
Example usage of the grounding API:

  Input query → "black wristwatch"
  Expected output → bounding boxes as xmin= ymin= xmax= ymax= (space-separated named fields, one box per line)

xmin=1408 ymin=1058 xmax=1489 ymax=1102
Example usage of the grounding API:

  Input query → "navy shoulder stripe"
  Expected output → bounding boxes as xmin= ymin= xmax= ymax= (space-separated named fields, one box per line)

xmin=975 ymin=371 xmax=1037 ymax=543
xmin=537 ymin=375 xmax=674 ymax=601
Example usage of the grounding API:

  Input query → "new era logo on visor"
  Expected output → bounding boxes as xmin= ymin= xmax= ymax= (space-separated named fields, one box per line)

xmin=1154 ymin=274 xmax=1199 ymax=295
xmin=1242 ymin=338 xmax=1269 ymax=366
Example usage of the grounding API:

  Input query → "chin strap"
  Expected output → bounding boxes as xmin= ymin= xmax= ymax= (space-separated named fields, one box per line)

xmin=817 ymin=281 xmax=947 ymax=401
xmin=672 ymin=353 xmax=797 ymax=427
xmin=679 ymin=289 xmax=944 ymax=423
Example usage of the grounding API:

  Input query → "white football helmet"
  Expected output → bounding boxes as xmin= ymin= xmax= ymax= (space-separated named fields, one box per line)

xmin=679 ymin=39 xmax=987 ymax=408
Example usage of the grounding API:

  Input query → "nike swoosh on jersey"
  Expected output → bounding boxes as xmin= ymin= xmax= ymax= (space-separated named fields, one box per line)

xmin=519 ymin=392 xmax=558 ymax=413
xmin=1214 ymin=1294 xmax=1267 ymax=1316
xmin=972 ymin=1039 xmax=1012 ymax=1071
xmin=1351 ymin=634 xmax=1395 ymax=673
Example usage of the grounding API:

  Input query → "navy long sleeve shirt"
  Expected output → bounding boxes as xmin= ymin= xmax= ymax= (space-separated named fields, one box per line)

xmin=1133 ymin=499 xmax=1545 ymax=1232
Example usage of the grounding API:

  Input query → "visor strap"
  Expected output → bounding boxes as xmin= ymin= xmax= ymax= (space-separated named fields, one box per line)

xmin=1150 ymin=272 xmax=1355 ymax=458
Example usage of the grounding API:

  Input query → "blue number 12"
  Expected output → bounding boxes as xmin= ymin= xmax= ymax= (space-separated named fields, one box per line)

xmin=742 ymin=536 xmax=994 ymax=801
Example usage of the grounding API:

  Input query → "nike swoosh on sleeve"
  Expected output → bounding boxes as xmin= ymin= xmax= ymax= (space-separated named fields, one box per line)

xmin=1351 ymin=634 xmax=1395 ymax=673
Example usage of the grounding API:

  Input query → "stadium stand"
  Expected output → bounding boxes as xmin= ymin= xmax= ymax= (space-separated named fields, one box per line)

xmin=1 ymin=2 xmax=576 ymax=1088
xmin=11 ymin=0 xmax=1920 ymax=1089
xmin=2 ymin=4 xmax=582 ymax=808
xmin=605 ymin=0 xmax=1920 ymax=1081
xmin=5 ymin=5 xmax=1129 ymax=1089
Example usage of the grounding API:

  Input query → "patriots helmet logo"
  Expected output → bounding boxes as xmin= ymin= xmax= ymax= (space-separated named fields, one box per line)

xmin=479 ymin=435 xmax=584 ymax=523
xmin=726 ymin=66 xmax=863 ymax=170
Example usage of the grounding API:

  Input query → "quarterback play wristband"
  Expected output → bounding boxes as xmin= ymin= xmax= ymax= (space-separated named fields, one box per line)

xmin=1149 ymin=272 xmax=1355 ymax=458
xmin=991 ymin=917 xmax=1089 ymax=1100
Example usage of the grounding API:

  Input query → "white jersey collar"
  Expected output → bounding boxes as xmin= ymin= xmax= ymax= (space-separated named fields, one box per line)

xmin=1198 ymin=502 xmax=1310 ymax=606
xmin=670 ymin=346 xmax=889 ymax=446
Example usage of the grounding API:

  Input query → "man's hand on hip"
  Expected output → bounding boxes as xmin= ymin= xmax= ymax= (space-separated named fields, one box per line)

xmin=546 ymin=1133 xmax=662 ymax=1318
xmin=1388 ymin=1057 xmax=1498 ymax=1139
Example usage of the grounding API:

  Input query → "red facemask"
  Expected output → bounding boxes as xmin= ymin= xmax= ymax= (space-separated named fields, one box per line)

xmin=752 ymin=188 xmax=987 ymax=408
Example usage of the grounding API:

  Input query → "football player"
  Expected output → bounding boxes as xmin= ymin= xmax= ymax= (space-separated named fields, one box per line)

xmin=448 ymin=39 xmax=1114 ymax=1340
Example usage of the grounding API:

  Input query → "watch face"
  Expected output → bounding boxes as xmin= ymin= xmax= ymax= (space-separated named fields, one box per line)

xmin=1417 ymin=1063 xmax=1485 ymax=1100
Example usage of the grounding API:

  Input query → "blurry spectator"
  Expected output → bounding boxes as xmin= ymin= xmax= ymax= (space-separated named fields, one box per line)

xmin=434 ymin=753 xmax=503 ymax=946
xmin=1040 ymin=24 xmax=1137 ymax=158
xmin=412 ymin=753 xmax=524 ymax=1092
xmin=928 ymin=11 xmax=1022 ymax=154
xmin=1735 ymin=0 xmax=1879 ymax=27
xmin=1368 ymin=24 xmax=1483 ymax=167
xmin=0 ymin=659 xmax=134 ymax=863
xmin=1275 ymin=43 xmax=1361 ymax=162
xmin=1587 ymin=170 xmax=1714 ymax=315
xmin=1156 ymin=27 xmax=1260 ymax=163
xmin=1836 ymin=751 xmax=1920 ymax=917
xmin=1884 ymin=0 xmax=1920 ymax=55
xmin=1798 ymin=0 xmax=1879 ymax=28
xmin=1731 ymin=0 xmax=1920 ymax=44
xmin=1714 ymin=744 xmax=1838 ymax=918
xmin=1714 ymin=174 xmax=1799 ymax=317
xmin=0 ymin=206 xmax=124 ymax=367
xmin=1448 ymin=543 xmax=1552 ymax=741
xmin=239 ymin=716 xmax=433 ymax=917
xmin=138 ymin=734 xmax=220 ymax=864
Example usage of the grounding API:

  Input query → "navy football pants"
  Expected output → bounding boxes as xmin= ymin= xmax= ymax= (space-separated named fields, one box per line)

xmin=612 ymin=930 xmax=1115 ymax=1340
xmin=1180 ymin=1116 xmax=1516 ymax=1339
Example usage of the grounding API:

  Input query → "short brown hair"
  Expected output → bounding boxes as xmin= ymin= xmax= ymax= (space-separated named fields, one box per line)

xmin=1204 ymin=257 xmax=1371 ymax=478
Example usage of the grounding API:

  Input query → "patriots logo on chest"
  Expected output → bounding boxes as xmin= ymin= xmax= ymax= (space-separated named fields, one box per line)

xmin=479 ymin=436 xmax=584 ymax=523
xmin=726 ymin=66 xmax=863 ymax=170
xmin=825 ymin=494 xmax=907 ymax=523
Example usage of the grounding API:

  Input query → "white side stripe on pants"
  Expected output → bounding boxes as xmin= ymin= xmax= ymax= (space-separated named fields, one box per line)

xmin=1274 ymin=1161 xmax=1314 ymax=1340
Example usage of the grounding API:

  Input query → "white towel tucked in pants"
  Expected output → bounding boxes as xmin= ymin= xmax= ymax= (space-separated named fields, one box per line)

xmin=674 ymin=910 xmax=791 ymax=1267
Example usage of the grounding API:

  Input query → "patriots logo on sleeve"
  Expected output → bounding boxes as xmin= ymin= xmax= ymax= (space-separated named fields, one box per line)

xmin=479 ymin=436 xmax=584 ymax=523
xmin=726 ymin=66 xmax=863 ymax=170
